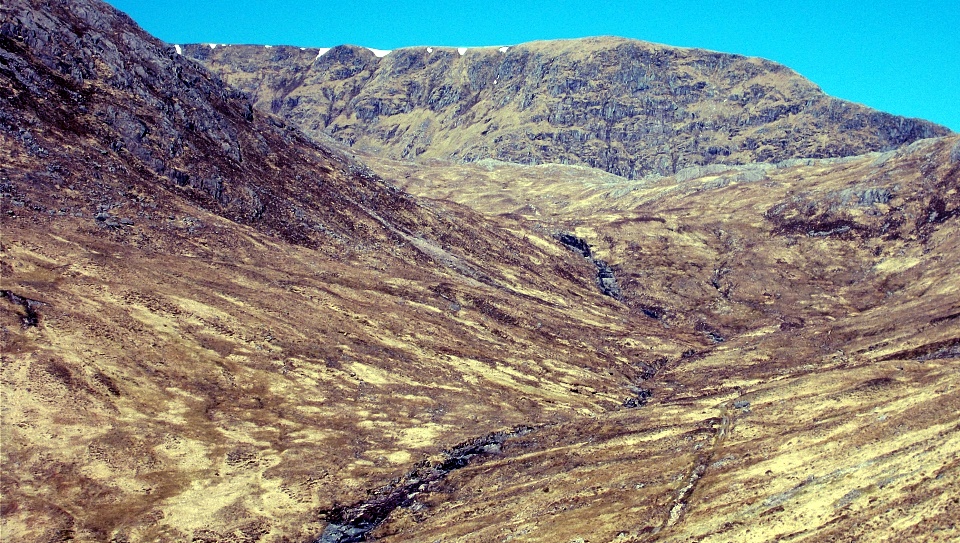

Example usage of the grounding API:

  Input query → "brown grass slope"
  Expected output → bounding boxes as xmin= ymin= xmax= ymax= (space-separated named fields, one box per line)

xmin=363 ymin=136 xmax=960 ymax=541
xmin=1 ymin=1 xmax=686 ymax=541
xmin=186 ymin=38 xmax=949 ymax=178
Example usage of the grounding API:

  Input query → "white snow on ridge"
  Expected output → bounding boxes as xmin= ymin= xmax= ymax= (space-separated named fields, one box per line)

xmin=450 ymin=45 xmax=511 ymax=55
xmin=208 ymin=43 xmax=217 ymax=49
xmin=302 ymin=44 xmax=513 ymax=61
xmin=174 ymin=44 xmax=182 ymax=55
xmin=265 ymin=45 xmax=273 ymax=48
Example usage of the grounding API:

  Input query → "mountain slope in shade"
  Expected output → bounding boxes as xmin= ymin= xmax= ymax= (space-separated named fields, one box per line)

xmin=185 ymin=39 xmax=950 ymax=178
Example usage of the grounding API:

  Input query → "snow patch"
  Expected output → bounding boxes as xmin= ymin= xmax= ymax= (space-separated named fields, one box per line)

xmin=174 ymin=44 xmax=182 ymax=55
xmin=367 ymin=48 xmax=391 ymax=57
xmin=265 ymin=45 xmax=273 ymax=48
xmin=457 ymin=47 xmax=468 ymax=55
xmin=499 ymin=46 xmax=509 ymax=53
xmin=207 ymin=43 xmax=217 ymax=49
xmin=427 ymin=47 xmax=433 ymax=53
xmin=316 ymin=48 xmax=331 ymax=59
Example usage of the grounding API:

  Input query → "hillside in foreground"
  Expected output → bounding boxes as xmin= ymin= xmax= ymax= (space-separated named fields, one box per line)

xmin=2 ymin=1 xmax=684 ymax=540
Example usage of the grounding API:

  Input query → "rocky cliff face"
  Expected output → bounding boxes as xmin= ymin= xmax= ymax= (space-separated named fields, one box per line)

xmin=1 ymin=0 xmax=430 ymax=254
xmin=186 ymin=38 xmax=950 ymax=177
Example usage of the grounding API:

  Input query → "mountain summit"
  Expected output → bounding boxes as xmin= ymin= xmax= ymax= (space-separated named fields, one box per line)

xmin=186 ymin=37 xmax=950 ymax=177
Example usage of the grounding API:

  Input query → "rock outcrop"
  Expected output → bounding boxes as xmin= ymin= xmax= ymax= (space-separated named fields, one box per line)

xmin=2 ymin=0 xmax=417 ymax=252
xmin=186 ymin=38 xmax=950 ymax=177
xmin=556 ymin=232 xmax=623 ymax=299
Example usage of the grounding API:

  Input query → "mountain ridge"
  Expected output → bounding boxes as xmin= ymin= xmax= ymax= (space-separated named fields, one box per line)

xmin=184 ymin=36 xmax=950 ymax=178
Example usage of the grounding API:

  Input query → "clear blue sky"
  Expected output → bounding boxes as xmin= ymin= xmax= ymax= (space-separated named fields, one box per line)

xmin=107 ymin=0 xmax=958 ymax=131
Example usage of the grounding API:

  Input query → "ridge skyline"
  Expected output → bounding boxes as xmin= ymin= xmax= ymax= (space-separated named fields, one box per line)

xmin=184 ymin=37 xmax=950 ymax=178
xmin=104 ymin=0 xmax=960 ymax=132
xmin=176 ymin=35 xmax=955 ymax=133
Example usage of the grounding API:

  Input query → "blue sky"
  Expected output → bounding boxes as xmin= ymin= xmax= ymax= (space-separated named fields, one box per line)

xmin=107 ymin=0 xmax=958 ymax=131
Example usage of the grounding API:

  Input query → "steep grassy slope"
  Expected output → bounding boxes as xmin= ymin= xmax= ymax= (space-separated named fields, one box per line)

xmin=1 ymin=1 xmax=682 ymax=540
xmin=186 ymin=39 xmax=949 ymax=177
xmin=363 ymin=135 xmax=960 ymax=541
xmin=2 ymin=201 xmax=685 ymax=542
xmin=375 ymin=136 xmax=960 ymax=338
